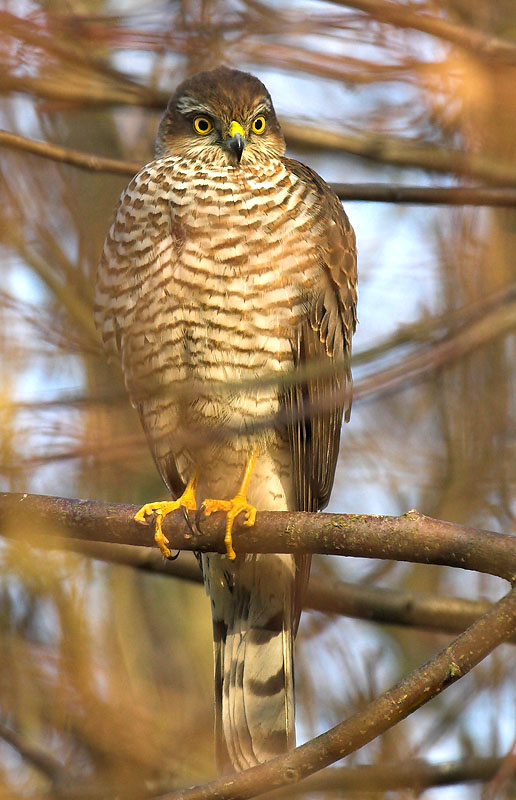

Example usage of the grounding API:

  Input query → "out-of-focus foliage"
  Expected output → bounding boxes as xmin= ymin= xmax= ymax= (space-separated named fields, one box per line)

xmin=2 ymin=0 xmax=516 ymax=797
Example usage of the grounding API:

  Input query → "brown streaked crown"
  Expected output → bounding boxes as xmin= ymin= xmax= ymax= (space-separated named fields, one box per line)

xmin=155 ymin=66 xmax=285 ymax=165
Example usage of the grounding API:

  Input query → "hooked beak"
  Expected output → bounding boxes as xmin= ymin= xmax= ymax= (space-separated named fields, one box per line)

xmin=225 ymin=121 xmax=246 ymax=162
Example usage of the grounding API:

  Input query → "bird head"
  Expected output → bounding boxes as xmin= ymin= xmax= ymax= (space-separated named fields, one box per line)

xmin=155 ymin=67 xmax=286 ymax=166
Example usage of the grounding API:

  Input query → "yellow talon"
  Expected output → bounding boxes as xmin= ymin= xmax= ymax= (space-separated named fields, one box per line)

xmin=134 ymin=473 xmax=198 ymax=559
xmin=202 ymin=450 xmax=258 ymax=560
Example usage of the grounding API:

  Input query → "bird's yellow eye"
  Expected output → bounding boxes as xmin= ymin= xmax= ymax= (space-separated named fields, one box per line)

xmin=251 ymin=116 xmax=266 ymax=134
xmin=193 ymin=116 xmax=213 ymax=135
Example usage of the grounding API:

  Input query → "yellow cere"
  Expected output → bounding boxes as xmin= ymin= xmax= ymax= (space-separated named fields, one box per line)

xmin=251 ymin=116 xmax=266 ymax=134
xmin=227 ymin=120 xmax=245 ymax=139
xmin=194 ymin=116 xmax=213 ymax=135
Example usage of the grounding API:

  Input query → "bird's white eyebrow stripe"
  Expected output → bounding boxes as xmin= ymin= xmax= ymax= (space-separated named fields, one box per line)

xmin=175 ymin=96 xmax=272 ymax=118
xmin=253 ymin=99 xmax=272 ymax=116
xmin=175 ymin=96 xmax=215 ymax=116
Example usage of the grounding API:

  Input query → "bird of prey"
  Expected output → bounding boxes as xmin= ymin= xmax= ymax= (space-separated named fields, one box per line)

xmin=95 ymin=66 xmax=357 ymax=773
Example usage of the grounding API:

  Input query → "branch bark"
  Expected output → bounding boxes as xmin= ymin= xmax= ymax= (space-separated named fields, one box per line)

xmin=1 ymin=493 xmax=516 ymax=580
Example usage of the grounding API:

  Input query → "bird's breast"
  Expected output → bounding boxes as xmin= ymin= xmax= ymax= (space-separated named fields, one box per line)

xmin=154 ymin=157 xmax=320 ymax=383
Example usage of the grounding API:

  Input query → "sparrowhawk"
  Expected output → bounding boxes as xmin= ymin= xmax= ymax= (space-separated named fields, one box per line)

xmin=95 ymin=66 xmax=357 ymax=773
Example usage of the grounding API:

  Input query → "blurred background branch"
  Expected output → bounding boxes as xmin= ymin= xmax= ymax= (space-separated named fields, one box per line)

xmin=8 ymin=128 xmax=516 ymax=205
xmin=326 ymin=0 xmax=516 ymax=62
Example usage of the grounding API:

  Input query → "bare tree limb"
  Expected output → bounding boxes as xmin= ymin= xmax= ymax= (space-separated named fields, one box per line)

xmin=334 ymin=183 xmax=516 ymax=206
xmin=0 ymin=130 xmax=140 ymax=176
xmin=0 ymin=720 xmax=64 ymax=783
xmin=306 ymin=573 xmax=500 ymax=636
xmin=0 ymin=492 xmax=515 ymax=581
xmin=0 ymin=73 xmax=161 ymax=109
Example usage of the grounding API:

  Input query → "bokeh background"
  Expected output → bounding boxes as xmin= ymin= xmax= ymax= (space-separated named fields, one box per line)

xmin=2 ymin=0 xmax=516 ymax=797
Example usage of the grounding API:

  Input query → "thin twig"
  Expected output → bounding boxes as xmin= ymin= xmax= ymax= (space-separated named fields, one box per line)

xmin=0 ymin=720 xmax=64 ymax=782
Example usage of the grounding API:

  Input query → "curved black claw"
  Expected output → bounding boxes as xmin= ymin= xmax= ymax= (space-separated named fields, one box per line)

xmin=166 ymin=550 xmax=181 ymax=561
xmin=194 ymin=503 xmax=206 ymax=534
xmin=182 ymin=504 xmax=203 ymax=537
xmin=181 ymin=504 xmax=195 ymax=534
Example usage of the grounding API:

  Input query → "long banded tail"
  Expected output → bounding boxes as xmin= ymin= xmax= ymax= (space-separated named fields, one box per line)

xmin=203 ymin=552 xmax=299 ymax=772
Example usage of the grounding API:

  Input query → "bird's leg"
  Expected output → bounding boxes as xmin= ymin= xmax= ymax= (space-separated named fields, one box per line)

xmin=134 ymin=471 xmax=199 ymax=559
xmin=202 ymin=449 xmax=258 ymax=561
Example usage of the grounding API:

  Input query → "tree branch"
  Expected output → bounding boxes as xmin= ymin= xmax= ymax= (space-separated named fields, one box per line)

xmin=272 ymin=755 xmax=500 ymax=795
xmin=0 ymin=130 xmax=140 ymax=176
xmin=334 ymin=182 xmax=516 ymax=206
xmin=0 ymin=720 xmax=64 ymax=783
xmin=1 ymin=493 xmax=515 ymax=581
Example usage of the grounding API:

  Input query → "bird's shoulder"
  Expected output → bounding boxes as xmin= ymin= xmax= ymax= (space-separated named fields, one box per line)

xmin=281 ymin=156 xmax=357 ymax=327
xmin=281 ymin=157 xmax=354 ymax=236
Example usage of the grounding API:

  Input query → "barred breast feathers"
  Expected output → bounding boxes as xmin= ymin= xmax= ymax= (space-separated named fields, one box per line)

xmin=94 ymin=155 xmax=324 ymax=407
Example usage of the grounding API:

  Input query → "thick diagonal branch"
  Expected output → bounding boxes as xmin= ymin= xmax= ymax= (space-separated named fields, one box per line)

xmin=159 ymin=587 xmax=516 ymax=799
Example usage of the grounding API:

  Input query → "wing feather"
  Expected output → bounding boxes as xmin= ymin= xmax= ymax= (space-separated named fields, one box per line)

xmin=281 ymin=158 xmax=357 ymax=514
